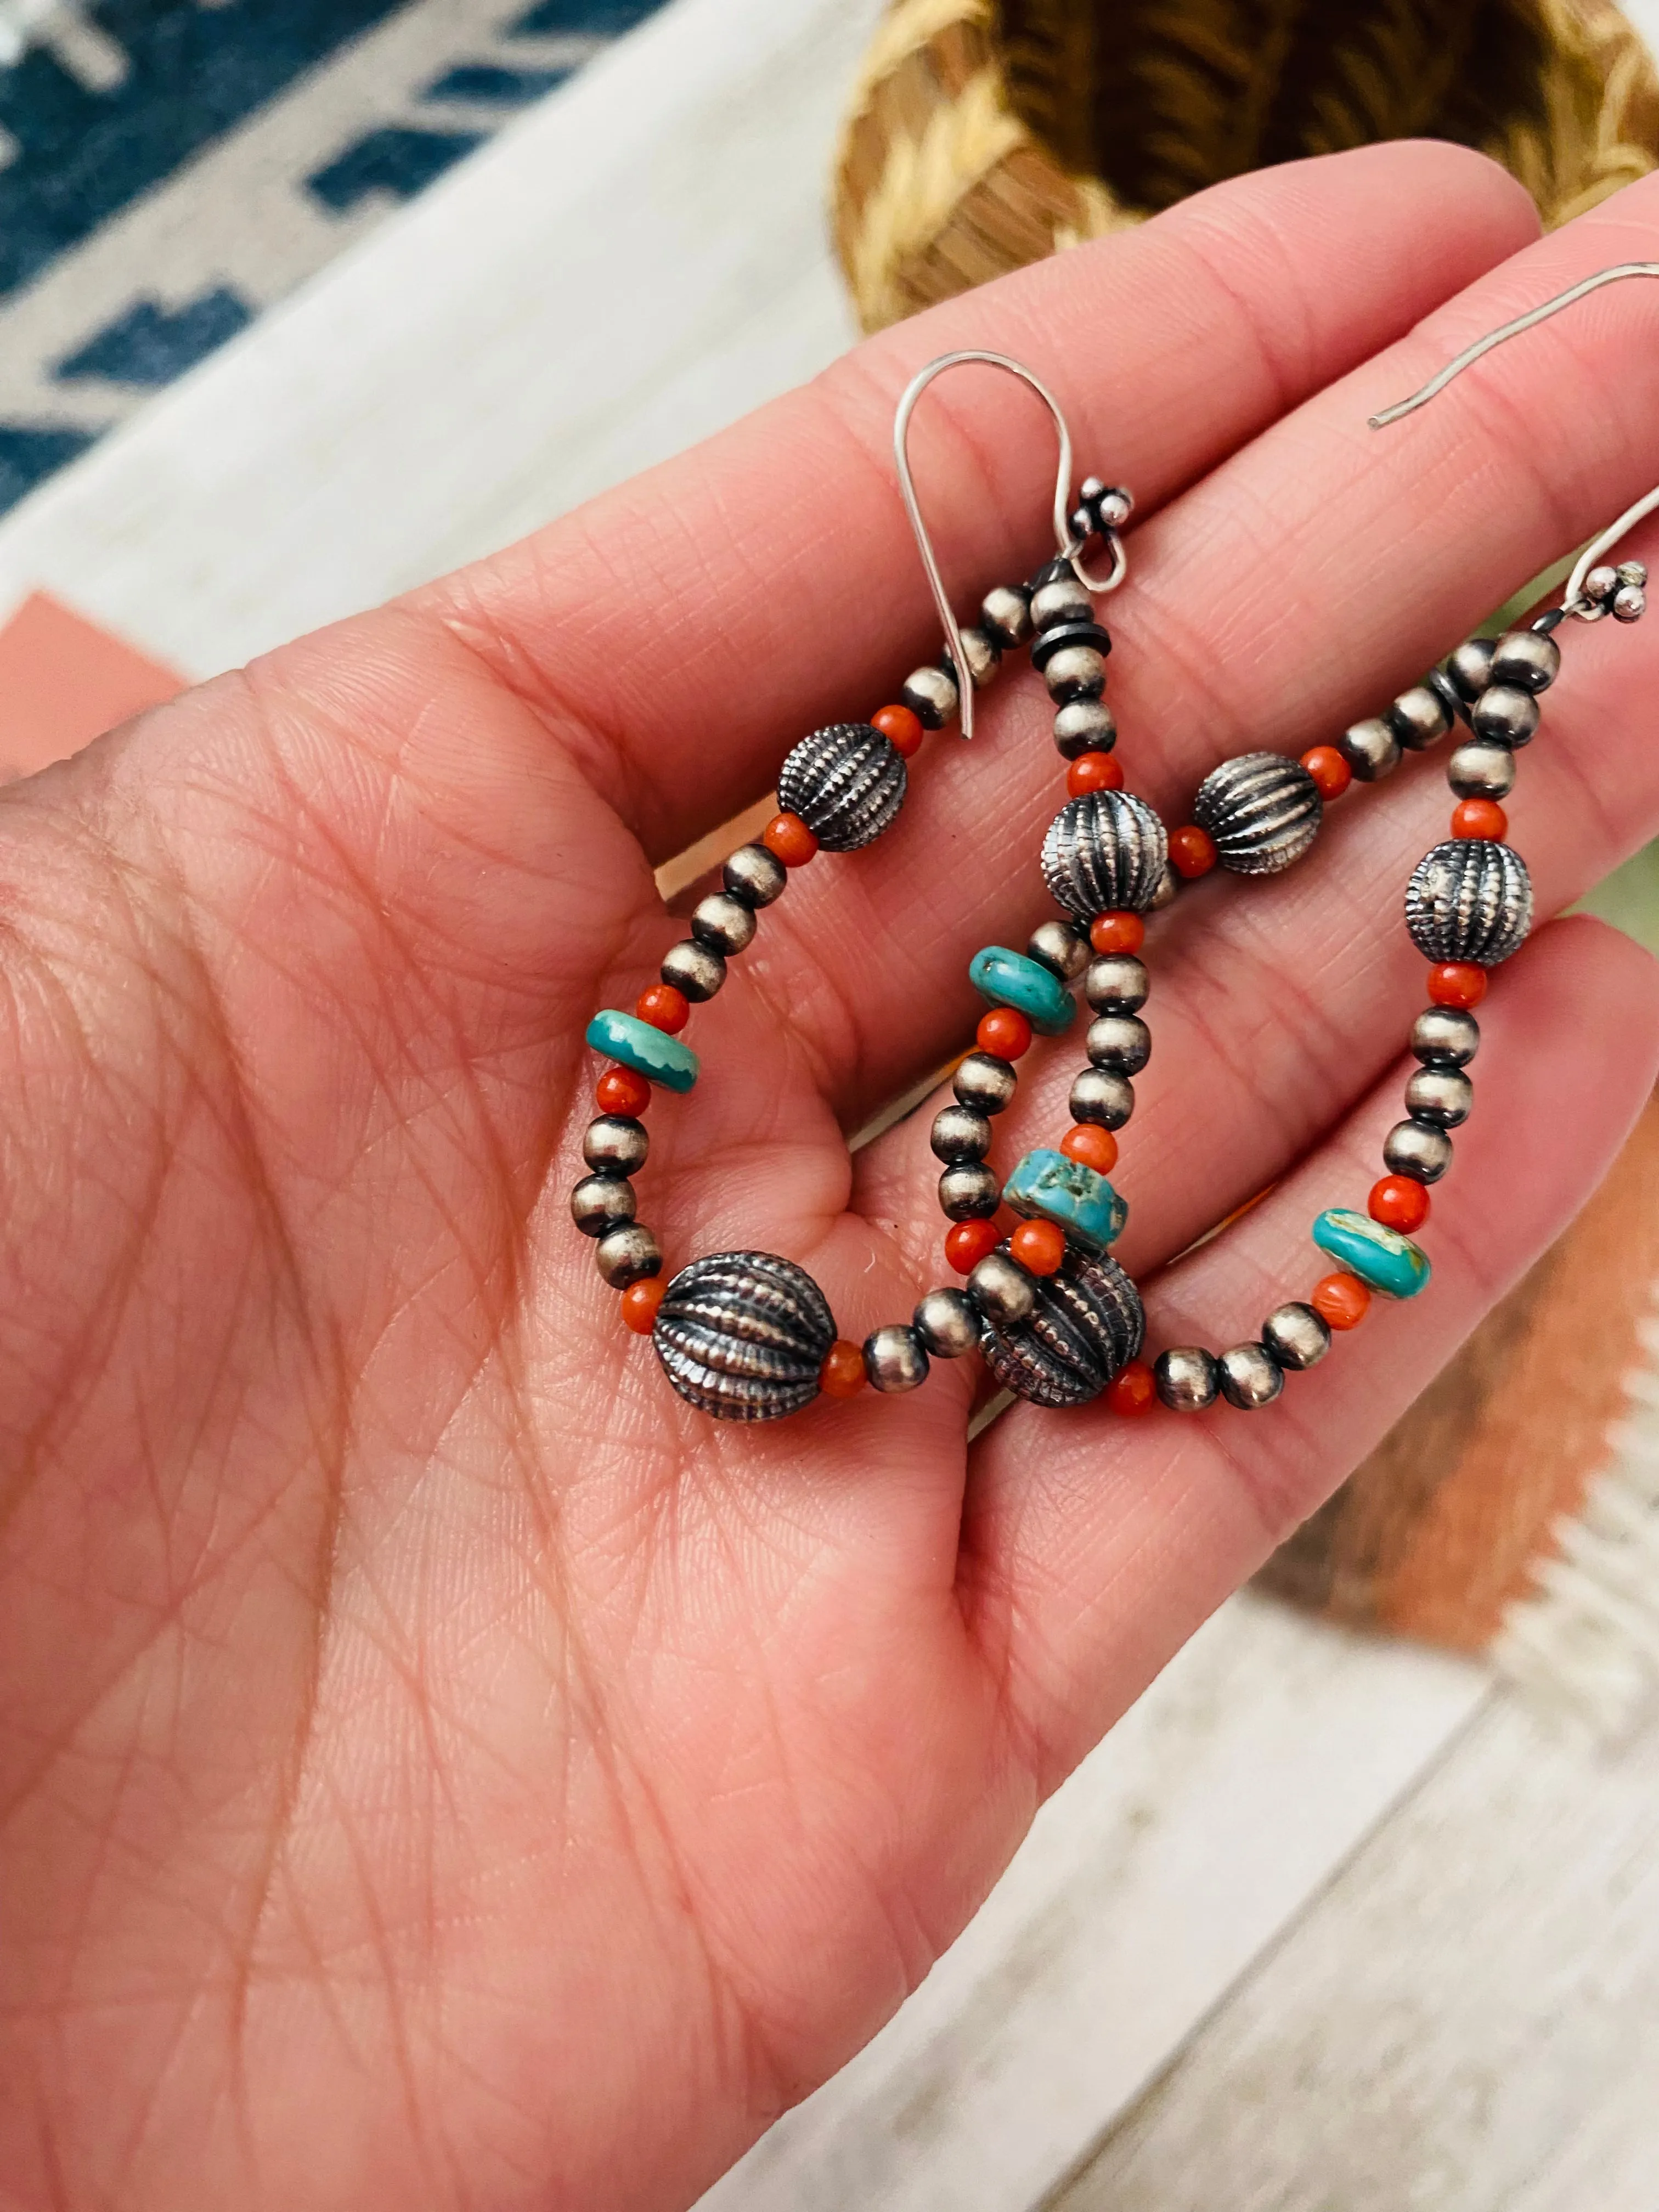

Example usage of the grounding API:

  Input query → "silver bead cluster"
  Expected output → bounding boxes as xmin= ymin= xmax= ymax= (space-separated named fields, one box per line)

xmin=1154 ymin=1299 xmax=1330 ymax=1413
xmin=1578 ymin=558 xmax=1647 ymax=625
xmin=1383 ymin=1005 xmax=1480 ymax=1187
xmin=1337 ymin=664 xmax=1457 ymax=785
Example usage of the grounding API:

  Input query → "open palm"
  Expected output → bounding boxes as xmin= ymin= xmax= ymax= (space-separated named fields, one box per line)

xmin=7 ymin=143 xmax=1659 ymax=2212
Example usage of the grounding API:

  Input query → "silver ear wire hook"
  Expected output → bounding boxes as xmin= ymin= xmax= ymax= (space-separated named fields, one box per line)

xmin=1370 ymin=262 xmax=1659 ymax=617
xmin=893 ymin=350 xmax=1127 ymax=739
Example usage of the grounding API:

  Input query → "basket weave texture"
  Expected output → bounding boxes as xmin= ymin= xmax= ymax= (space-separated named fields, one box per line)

xmin=834 ymin=0 xmax=1659 ymax=332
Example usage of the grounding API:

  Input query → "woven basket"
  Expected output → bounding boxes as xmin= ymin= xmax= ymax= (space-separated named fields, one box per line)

xmin=834 ymin=0 xmax=1659 ymax=332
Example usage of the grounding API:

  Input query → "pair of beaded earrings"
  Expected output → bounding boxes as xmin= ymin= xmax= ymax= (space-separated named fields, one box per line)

xmin=573 ymin=265 xmax=1658 ymax=1425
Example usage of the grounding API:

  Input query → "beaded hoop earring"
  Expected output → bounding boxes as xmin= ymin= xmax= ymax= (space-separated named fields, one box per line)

xmin=574 ymin=276 xmax=1656 ymax=1424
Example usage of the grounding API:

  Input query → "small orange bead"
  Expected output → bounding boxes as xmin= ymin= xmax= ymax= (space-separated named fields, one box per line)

xmin=946 ymin=1218 xmax=1001 ymax=1274
xmin=620 ymin=1278 xmax=667 ymax=1334
xmin=636 ymin=982 xmax=689 ymax=1034
xmin=763 ymin=810 xmax=819 ymax=867
xmin=1010 ymin=1218 xmax=1066 ymax=1275
xmin=1066 ymin=751 xmax=1124 ymax=798
xmin=1428 ymin=961 xmax=1488 ymax=1009
xmin=1301 ymin=744 xmax=1352 ymax=800
xmin=1060 ymin=1123 xmax=1119 ymax=1173
xmin=1107 ymin=1359 xmax=1156 ymax=1416
xmin=871 ymin=703 xmax=925 ymax=758
xmin=977 ymin=1006 xmax=1033 ymax=1060
xmin=1311 ymin=1272 xmax=1371 ymax=1330
xmin=597 ymin=1066 xmax=651 ymax=1117
xmin=1169 ymin=824 xmax=1217 ymax=879
xmin=1452 ymin=797 xmax=1508 ymax=841
xmin=819 ymin=1340 xmax=868 ymax=1398
xmin=1090 ymin=911 xmax=1146 ymax=956
xmin=1369 ymin=1175 xmax=1430 ymax=1233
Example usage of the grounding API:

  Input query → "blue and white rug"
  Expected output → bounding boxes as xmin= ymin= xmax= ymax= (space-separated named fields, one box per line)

xmin=0 ymin=0 xmax=666 ymax=516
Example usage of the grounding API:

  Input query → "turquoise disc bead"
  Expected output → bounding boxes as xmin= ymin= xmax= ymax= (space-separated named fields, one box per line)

xmin=1311 ymin=1207 xmax=1431 ymax=1300
xmin=968 ymin=945 xmax=1076 ymax=1035
xmin=1003 ymin=1147 xmax=1127 ymax=1254
xmin=586 ymin=1009 xmax=699 ymax=1094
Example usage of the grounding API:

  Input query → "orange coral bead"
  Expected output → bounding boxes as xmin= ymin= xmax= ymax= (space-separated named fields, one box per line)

xmin=1066 ymin=751 xmax=1124 ymax=798
xmin=597 ymin=1066 xmax=651 ymax=1117
xmin=871 ymin=703 xmax=924 ymax=758
xmin=1452 ymin=797 xmax=1508 ymax=841
xmin=1169 ymin=824 xmax=1217 ymax=878
xmin=636 ymin=983 xmax=690 ymax=1034
xmin=1060 ymin=1123 xmax=1119 ymax=1173
xmin=1301 ymin=744 xmax=1352 ymax=799
xmin=1010 ymin=1218 xmax=1066 ymax=1275
xmin=763 ymin=810 xmax=819 ymax=867
xmin=620 ymin=1278 xmax=667 ymax=1334
xmin=1090 ymin=911 xmax=1145 ymax=955
xmin=977 ymin=1006 xmax=1032 ymax=1060
xmin=1107 ymin=1359 xmax=1156 ymax=1416
xmin=946 ymin=1219 xmax=1001 ymax=1274
xmin=1369 ymin=1175 xmax=1430 ymax=1233
xmin=819 ymin=1340 xmax=868 ymax=1398
xmin=1428 ymin=961 xmax=1488 ymax=1009
xmin=1311 ymin=1272 xmax=1371 ymax=1330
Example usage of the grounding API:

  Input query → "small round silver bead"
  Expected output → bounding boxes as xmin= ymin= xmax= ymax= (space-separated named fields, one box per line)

xmin=1070 ymin=1067 xmax=1135 ymax=1130
xmin=1384 ymin=1119 xmax=1453 ymax=1183
xmin=1052 ymin=699 xmax=1116 ymax=760
xmin=1489 ymin=629 xmax=1560 ymax=693
xmin=981 ymin=584 xmax=1032 ymax=649
xmin=1471 ymin=685 xmax=1539 ymax=747
xmin=1028 ymin=917 xmax=1090 ymax=981
xmin=930 ymin=1104 xmax=993 ymax=1164
xmin=1412 ymin=1006 xmax=1480 ymax=1067
xmin=1148 ymin=863 xmax=1180 ymax=911
xmin=1446 ymin=637 xmax=1497 ymax=699
xmin=953 ymin=1051 xmax=1018 ymax=1115
xmin=1042 ymin=644 xmax=1107 ymax=703
xmin=1584 ymin=564 xmax=1621 ymax=605
xmin=939 ymin=1162 xmax=1000 ymax=1220
xmin=723 ymin=843 xmax=787 ymax=909
xmin=595 ymin=1222 xmax=661 ymax=1288
xmin=571 ymin=1172 xmax=635 ymax=1238
xmin=1615 ymin=585 xmax=1647 ymax=624
xmin=661 ymin=938 xmax=727 ymax=1002
xmin=1447 ymin=740 xmax=1516 ymax=800
xmin=1219 ymin=1343 xmax=1284 ymax=1410
xmin=1339 ymin=718 xmax=1402 ymax=782
xmin=1085 ymin=953 xmax=1148 ymax=1014
xmin=900 ymin=663 xmax=960 ymax=731
xmin=1405 ymin=1065 xmax=1472 ymax=1128
xmin=1387 ymin=685 xmax=1454 ymax=749
xmin=1096 ymin=486 xmax=1133 ymax=528
xmin=1154 ymin=1346 xmax=1220 ymax=1412
xmin=914 ymin=1286 xmax=981 ymax=1359
xmin=969 ymin=1250 xmax=1037 ymax=1327
xmin=1619 ymin=560 xmax=1649 ymax=588
xmin=1086 ymin=1013 xmax=1151 ymax=1076
xmin=1261 ymin=1302 xmax=1331 ymax=1372
xmin=956 ymin=624 xmax=1002 ymax=689
xmin=1030 ymin=572 xmax=1092 ymax=630
xmin=583 ymin=1115 xmax=649 ymax=1175
xmin=865 ymin=1324 xmax=930 ymax=1393
xmin=690 ymin=891 xmax=757 ymax=957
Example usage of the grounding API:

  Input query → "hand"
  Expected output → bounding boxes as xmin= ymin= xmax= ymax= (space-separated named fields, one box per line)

xmin=4 ymin=140 xmax=1659 ymax=2212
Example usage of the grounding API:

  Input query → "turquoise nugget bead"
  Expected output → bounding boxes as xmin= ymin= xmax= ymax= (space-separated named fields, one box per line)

xmin=1311 ymin=1208 xmax=1431 ymax=1300
xmin=586 ymin=1009 xmax=699 ymax=1094
xmin=1003 ymin=1147 xmax=1127 ymax=1254
xmin=968 ymin=945 xmax=1076 ymax=1035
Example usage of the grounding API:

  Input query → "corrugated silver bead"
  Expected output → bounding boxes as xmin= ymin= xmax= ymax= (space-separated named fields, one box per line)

xmin=1406 ymin=839 xmax=1532 ymax=965
xmin=571 ymin=1173 xmax=635 ymax=1237
xmin=1154 ymin=1346 xmax=1219 ymax=1412
xmin=1412 ymin=1007 xmax=1480 ymax=1066
xmin=1086 ymin=1014 xmax=1151 ymax=1075
xmin=1219 ymin=1343 xmax=1284 ymax=1410
xmin=661 ymin=939 xmax=726 ymax=1001
xmin=1471 ymin=685 xmax=1539 ymax=746
xmin=1489 ymin=629 xmax=1560 ymax=692
xmin=1387 ymin=685 xmax=1454 ymax=750
xmin=978 ymin=1242 xmax=1144 ymax=1408
xmin=1028 ymin=917 xmax=1090 ymax=980
xmin=1384 ymin=1120 xmax=1453 ymax=1183
xmin=939 ymin=1163 xmax=1000 ymax=1220
xmin=723 ymin=843 xmax=787 ymax=909
xmin=1085 ymin=953 xmax=1148 ymax=1013
xmin=864 ymin=1324 xmax=930 ymax=1393
xmin=956 ymin=624 xmax=1002 ymax=689
xmin=931 ymin=1104 xmax=993 ymax=1163
xmin=968 ymin=1249 xmax=1036 ymax=1327
xmin=1447 ymin=637 xmax=1496 ymax=699
xmin=1447 ymin=740 xmax=1515 ymax=800
xmin=652 ymin=1251 xmax=835 ymax=1421
xmin=777 ymin=723 xmax=907 ymax=852
xmin=1052 ymin=699 xmax=1116 ymax=759
xmin=953 ymin=1050 xmax=1018 ymax=1115
xmin=596 ymin=1222 xmax=661 ymax=1288
xmin=1261 ymin=1302 xmax=1330 ymax=1372
xmin=583 ymin=1115 xmax=649 ymax=1175
xmin=1192 ymin=752 xmax=1322 ymax=875
xmin=915 ymin=1286 xmax=980 ymax=1359
xmin=981 ymin=583 xmax=1032 ymax=648
xmin=1042 ymin=791 xmax=1169 ymax=918
xmin=1070 ymin=1067 xmax=1134 ymax=1129
xmin=1405 ymin=1066 xmax=1473 ymax=1127
xmin=1339 ymin=718 xmax=1401 ymax=782
xmin=899 ymin=664 xmax=959 ymax=731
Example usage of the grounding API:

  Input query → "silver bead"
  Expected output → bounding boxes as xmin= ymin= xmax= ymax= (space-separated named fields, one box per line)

xmin=1406 ymin=838 xmax=1532 ymax=965
xmin=1148 ymin=862 xmax=1180 ymax=912
xmin=1471 ymin=684 xmax=1539 ymax=747
xmin=1489 ymin=629 xmax=1560 ymax=693
xmin=1339 ymin=718 xmax=1402 ymax=782
xmin=899 ymin=663 xmax=959 ymax=731
xmin=939 ymin=1162 xmax=1000 ymax=1220
xmin=652 ymin=1251 xmax=835 ymax=1421
xmin=1261 ymin=1302 xmax=1330 ymax=1372
xmin=1030 ymin=571 xmax=1092 ymax=630
xmin=1446 ymin=637 xmax=1497 ymax=699
xmin=1028 ymin=917 xmax=1090 ymax=981
xmin=1070 ymin=1066 xmax=1135 ymax=1129
xmin=1053 ymin=699 xmax=1116 ymax=760
xmin=1615 ymin=585 xmax=1647 ymax=624
xmin=1219 ymin=1343 xmax=1284 ymax=1410
xmin=1155 ymin=1345 xmax=1219 ymax=1412
xmin=930 ymin=1104 xmax=993 ymax=1163
xmin=1412 ymin=1006 xmax=1480 ymax=1066
xmin=981 ymin=583 xmax=1032 ymax=648
xmin=953 ymin=1050 xmax=1018 ymax=1115
xmin=1405 ymin=1065 xmax=1472 ymax=1127
xmin=956 ymin=624 xmax=1002 ymax=689
xmin=1384 ymin=1119 xmax=1453 ymax=1183
xmin=1619 ymin=560 xmax=1648 ymax=588
xmin=865 ymin=1324 xmax=930 ymax=1393
xmin=1447 ymin=740 xmax=1515 ymax=800
xmin=969 ymin=1250 xmax=1036 ymax=1327
xmin=583 ymin=1115 xmax=649 ymax=1175
xmin=1192 ymin=752 xmax=1322 ymax=875
xmin=915 ymin=1286 xmax=981 ymax=1359
xmin=1387 ymin=685 xmax=1454 ymax=750
xmin=1042 ymin=644 xmax=1107 ymax=703
xmin=690 ymin=891 xmax=755 ymax=957
xmin=978 ymin=1242 xmax=1144 ymax=1407
xmin=777 ymin=723 xmax=907 ymax=852
xmin=662 ymin=939 xmax=727 ymax=1001
xmin=1085 ymin=953 xmax=1148 ymax=1013
xmin=596 ymin=1222 xmax=661 ymax=1289
xmin=1095 ymin=484 xmax=1133 ymax=527
xmin=723 ymin=843 xmax=787 ymax=909
xmin=1041 ymin=791 xmax=1169 ymax=918
xmin=1086 ymin=1013 xmax=1151 ymax=1075
xmin=571 ymin=1172 xmax=635 ymax=1237
xmin=1584 ymin=564 xmax=1621 ymax=605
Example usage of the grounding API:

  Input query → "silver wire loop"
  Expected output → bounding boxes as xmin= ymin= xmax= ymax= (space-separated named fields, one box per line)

xmin=893 ymin=350 xmax=1126 ymax=739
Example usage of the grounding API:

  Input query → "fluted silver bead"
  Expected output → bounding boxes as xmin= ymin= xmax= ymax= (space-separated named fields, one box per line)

xmin=978 ymin=1244 xmax=1143 ymax=1407
xmin=1387 ymin=684 xmax=1454 ymax=750
xmin=915 ymin=1286 xmax=980 ymax=1359
xmin=1042 ymin=645 xmax=1107 ymax=703
xmin=1042 ymin=790 xmax=1169 ymax=917
xmin=1384 ymin=1119 xmax=1453 ymax=1183
xmin=723 ymin=843 xmax=787 ymax=909
xmin=1192 ymin=752 xmax=1322 ymax=874
xmin=1028 ymin=917 xmax=1090 ymax=981
xmin=981 ymin=583 xmax=1032 ymax=648
xmin=778 ymin=723 xmax=907 ymax=851
xmin=571 ymin=1172 xmax=635 ymax=1237
xmin=652 ymin=1251 xmax=833 ymax=1420
xmin=1447 ymin=637 xmax=1497 ymax=699
xmin=1412 ymin=1006 xmax=1480 ymax=1066
xmin=1262 ymin=1302 xmax=1331 ymax=1372
xmin=690 ymin=891 xmax=755 ymax=957
xmin=1085 ymin=953 xmax=1148 ymax=1014
xmin=1154 ymin=1346 xmax=1220 ymax=1412
xmin=661 ymin=939 xmax=726 ymax=1001
xmin=1405 ymin=1065 xmax=1472 ymax=1128
xmin=1489 ymin=629 xmax=1560 ymax=693
xmin=900 ymin=663 xmax=959 ymax=731
xmin=865 ymin=1324 xmax=930 ymax=1393
xmin=1219 ymin=1343 xmax=1284 ymax=1410
xmin=954 ymin=1051 xmax=1018 ymax=1116
xmin=1406 ymin=838 xmax=1532 ymax=965
xmin=1615 ymin=585 xmax=1647 ymax=623
xmin=939 ymin=1162 xmax=1000 ymax=1220
xmin=1031 ymin=571 xmax=1092 ymax=630
xmin=930 ymin=1104 xmax=994 ymax=1163
xmin=1070 ymin=1066 xmax=1135 ymax=1129
xmin=969 ymin=1249 xmax=1037 ymax=1327
xmin=1053 ymin=699 xmax=1116 ymax=759
xmin=1086 ymin=1013 xmax=1151 ymax=1075
xmin=596 ymin=1222 xmax=661 ymax=1288
xmin=1339 ymin=718 xmax=1401 ymax=782
xmin=956 ymin=624 xmax=1002 ymax=689
xmin=583 ymin=1115 xmax=649 ymax=1175
xmin=1471 ymin=685 xmax=1539 ymax=747
xmin=1447 ymin=740 xmax=1515 ymax=800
